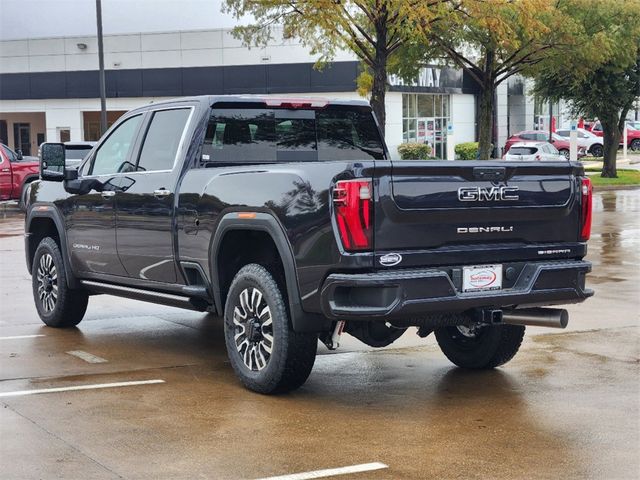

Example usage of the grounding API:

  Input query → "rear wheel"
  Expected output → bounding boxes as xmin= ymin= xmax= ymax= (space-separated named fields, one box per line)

xmin=434 ymin=324 xmax=525 ymax=369
xmin=32 ymin=237 xmax=88 ymax=327
xmin=590 ymin=144 xmax=603 ymax=158
xmin=223 ymin=264 xmax=317 ymax=394
xmin=631 ymin=139 xmax=640 ymax=152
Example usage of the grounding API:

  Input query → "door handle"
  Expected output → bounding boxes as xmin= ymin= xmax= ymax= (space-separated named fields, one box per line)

xmin=1 ymin=168 xmax=9 ymax=172
xmin=101 ymin=190 xmax=116 ymax=199
xmin=153 ymin=189 xmax=172 ymax=199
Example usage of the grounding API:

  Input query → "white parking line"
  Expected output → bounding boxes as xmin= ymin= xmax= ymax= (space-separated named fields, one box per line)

xmin=66 ymin=350 xmax=108 ymax=363
xmin=0 ymin=334 xmax=46 ymax=340
xmin=254 ymin=462 xmax=389 ymax=480
xmin=0 ymin=379 xmax=165 ymax=398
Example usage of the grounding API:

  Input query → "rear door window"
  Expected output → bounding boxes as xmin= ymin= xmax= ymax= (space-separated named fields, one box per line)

xmin=201 ymin=106 xmax=384 ymax=164
xmin=136 ymin=108 xmax=191 ymax=172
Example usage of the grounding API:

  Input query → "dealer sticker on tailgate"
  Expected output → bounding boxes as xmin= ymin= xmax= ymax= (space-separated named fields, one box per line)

xmin=462 ymin=264 xmax=503 ymax=292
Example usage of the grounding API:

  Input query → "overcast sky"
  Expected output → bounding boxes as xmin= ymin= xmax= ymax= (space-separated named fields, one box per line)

xmin=0 ymin=0 xmax=246 ymax=40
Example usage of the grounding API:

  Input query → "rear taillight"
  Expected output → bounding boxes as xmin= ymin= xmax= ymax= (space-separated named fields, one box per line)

xmin=580 ymin=177 xmax=593 ymax=241
xmin=333 ymin=179 xmax=373 ymax=251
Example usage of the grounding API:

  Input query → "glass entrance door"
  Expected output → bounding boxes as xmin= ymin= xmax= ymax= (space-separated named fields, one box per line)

xmin=417 ymin=117 xmax=436 ymax=152
xmin=13 ymin=123 xmax=31 ymax=156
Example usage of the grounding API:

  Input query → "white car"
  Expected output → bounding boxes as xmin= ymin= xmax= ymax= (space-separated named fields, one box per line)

xmin=504 ymin=142 xmax=566 ymax=161
xmin=555 ymin=128 xmax=603 ymax=157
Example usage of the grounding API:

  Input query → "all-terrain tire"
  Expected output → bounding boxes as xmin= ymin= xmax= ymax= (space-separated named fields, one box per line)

xmin=223 ymin=263 xmax=317 ymax=394
xmin=32 ymin=237 xmax=88 ymax=327
xmin=434 ymin=324 xmax=525 ymax=369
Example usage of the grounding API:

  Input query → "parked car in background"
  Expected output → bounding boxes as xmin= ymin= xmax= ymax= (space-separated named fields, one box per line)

xmin=585 ymin=121 xmax=640 ymax=151
xmin=504 ymin=142 xmax=566 ymax=162
xmin=504 ymin=131 xmax=586 ymax=160
xmin=0 ymin=143 xmax=39 ymax=209
xmin=555 ymin=128 xmax=603 ymax=157
xmin=64 ymin=141 xmax=96 ymax=167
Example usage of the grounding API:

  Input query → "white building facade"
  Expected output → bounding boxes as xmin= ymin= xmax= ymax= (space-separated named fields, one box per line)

xmin=0 ymin=27 xmax=534 ymax=158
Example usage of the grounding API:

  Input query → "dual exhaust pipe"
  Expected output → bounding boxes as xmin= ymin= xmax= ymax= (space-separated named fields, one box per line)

xmin=481 ymin=307 xmax=569 ymax=329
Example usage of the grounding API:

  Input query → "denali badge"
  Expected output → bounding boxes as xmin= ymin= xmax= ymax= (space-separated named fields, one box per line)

xmin=457 ymin=226 xmax=514 ymax=234
xmin=458 ymin=186 xmax=519 ymax=202
xmin=379 ymin=253 xmax=402 ymax=267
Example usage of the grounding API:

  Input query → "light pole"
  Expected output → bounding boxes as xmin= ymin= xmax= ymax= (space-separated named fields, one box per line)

xmin=96 ymin=0 xmax=107 ymax=135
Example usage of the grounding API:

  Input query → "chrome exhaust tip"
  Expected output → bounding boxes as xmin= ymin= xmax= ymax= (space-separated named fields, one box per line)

xmin=502 ymin=308 xmax=569 ymax=329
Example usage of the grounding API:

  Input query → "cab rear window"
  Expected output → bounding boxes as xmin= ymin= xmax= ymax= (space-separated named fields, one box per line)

xmin=200 ymin=105 xmax=385 ymax=164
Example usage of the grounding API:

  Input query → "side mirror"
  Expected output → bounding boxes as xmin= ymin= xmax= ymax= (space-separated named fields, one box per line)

xmin=39 ymin=142 xmax=65 ymax=181
xmin=16 ymin=149 xmax=23 ymax=160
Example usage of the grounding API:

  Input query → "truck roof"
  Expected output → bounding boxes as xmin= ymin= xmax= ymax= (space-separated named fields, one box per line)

xmin=134 ymin=95 xmax=371 ymax=110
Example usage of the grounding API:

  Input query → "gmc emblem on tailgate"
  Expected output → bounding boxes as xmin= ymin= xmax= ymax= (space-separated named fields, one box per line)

xmin=458 ymin=186 xmax=519 ymax=202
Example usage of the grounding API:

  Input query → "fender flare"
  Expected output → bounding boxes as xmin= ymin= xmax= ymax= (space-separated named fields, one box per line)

xmin=25 ymin=205 xmax=79 ymax=289
xmin=209 ymin=212 xmax=329 ymax=333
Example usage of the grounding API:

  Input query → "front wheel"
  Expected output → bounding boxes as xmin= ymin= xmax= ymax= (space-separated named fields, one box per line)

xmin=434 ymin=324 xmax=525 ymax=369
xmin=631 ymin=139 xmax=640 ymax=152
xmin=223 ymin=264 xmax=317 ymax=394
xmin=32 ymin=237 xmax=88 ymax=327
xmin=559 ymin=149 xmax=570 ymax=160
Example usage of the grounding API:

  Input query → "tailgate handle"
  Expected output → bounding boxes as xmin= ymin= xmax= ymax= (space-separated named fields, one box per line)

xmin=473 ymin=167 xmax=506 ymax=181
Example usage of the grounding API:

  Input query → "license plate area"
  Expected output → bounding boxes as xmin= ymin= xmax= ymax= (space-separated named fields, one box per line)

xmin=462 ymin=264 xmax=503 ymax=293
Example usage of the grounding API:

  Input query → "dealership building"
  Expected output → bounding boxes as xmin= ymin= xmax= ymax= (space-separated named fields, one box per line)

xmin=0 ymin=27 xmax=535 ymax=159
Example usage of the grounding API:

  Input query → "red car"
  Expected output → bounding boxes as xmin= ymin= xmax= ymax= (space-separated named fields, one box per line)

xmin=585 ymin=121 xmax=640 ymax=151
xmin=0 ymin=143 xmax=40 ymax=210
xmin=504 ymin=131 xmax=586 ymax=160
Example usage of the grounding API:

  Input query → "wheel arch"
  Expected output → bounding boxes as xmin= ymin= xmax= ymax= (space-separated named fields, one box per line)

xmin=25 ymin=206 xmax=78 ymax=288
xmin=209 ymin=212 xmax=328 ymax=333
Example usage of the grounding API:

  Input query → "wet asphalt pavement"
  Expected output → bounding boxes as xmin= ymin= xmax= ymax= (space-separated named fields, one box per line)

xmin=0 ymin=190 xmax=638 ymax=480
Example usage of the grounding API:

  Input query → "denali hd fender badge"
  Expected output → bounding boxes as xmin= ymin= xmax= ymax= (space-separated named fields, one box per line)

xmin=379 ymin=253 xmax=402 ymax=267
xmin=458 ymin=186 xmax=519 ymax=202
xmin=457 ymin=226 xmax=514 ymax=234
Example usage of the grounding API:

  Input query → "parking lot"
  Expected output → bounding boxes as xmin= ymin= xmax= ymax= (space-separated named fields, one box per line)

xmin=0 ymin=189 xmax=638 ymax=480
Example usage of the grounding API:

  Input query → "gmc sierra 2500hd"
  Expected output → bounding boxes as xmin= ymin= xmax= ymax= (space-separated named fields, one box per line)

xmin=28 ymin=96 xmax=593 ymax=394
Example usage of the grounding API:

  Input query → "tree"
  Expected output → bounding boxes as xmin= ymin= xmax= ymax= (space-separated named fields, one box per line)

xmin=406 ymin=0 xmax=574 ymax=159
xmin=534 ymin=0 xmax=640 ymax=178
xmin=222 ymin=0 xmax=453 ymax=134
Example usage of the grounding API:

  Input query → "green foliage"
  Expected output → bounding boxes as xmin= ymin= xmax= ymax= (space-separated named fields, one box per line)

xmin=399 ymin=0 xmax=577 ymax=161
xmin=222 ymin=1 xmax=455 ymax=132
xmin=589 ymin=170 xmax=640 ymax=187
xmin=455 ymin=142 xmax=479 ymax=160
xmin=397 ymin=142 xmax=433 ymax=160
xmin=533 ymin=0 xmax=640 ymax=177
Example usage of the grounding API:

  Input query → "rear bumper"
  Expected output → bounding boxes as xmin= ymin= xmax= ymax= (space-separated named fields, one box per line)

xmin=320 ymin=260 xmax=592 ymax=320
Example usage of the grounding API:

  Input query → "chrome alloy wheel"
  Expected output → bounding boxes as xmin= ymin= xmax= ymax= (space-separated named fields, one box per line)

xmin=36 ymin=253 xmax=57 ymax=312
xmin=232 ymin=287 xmax=274 ymax=371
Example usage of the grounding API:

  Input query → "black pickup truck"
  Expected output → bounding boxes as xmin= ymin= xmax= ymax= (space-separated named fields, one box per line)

xmin=27 ymin=96 xmax=593 ymax=393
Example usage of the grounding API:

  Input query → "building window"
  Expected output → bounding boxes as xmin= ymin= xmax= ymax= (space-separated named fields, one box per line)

xmin=402 ymin=93 xmax=450 ymax=159
xmin=57 ymin=128 xmax=70 ymax=143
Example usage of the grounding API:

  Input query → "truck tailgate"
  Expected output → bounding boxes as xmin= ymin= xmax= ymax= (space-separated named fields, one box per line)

xmin=374 ymin=160 xmax=584 ymax=265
